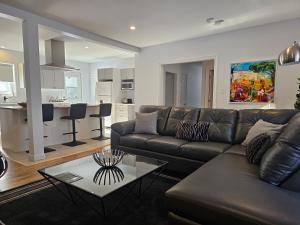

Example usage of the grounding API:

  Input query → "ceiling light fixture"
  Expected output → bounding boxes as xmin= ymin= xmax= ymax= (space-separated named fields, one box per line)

xmin=84 ymin=46 xmax=89 ymax=49
xmin=0 ymin=46 xmax=5 ymax=49
xmin=206 ymin=17 xmax=215 ymax=23
xmin=130 ymin=26 xmax=136 ymax=31
xmin=214 ymin=19 xmax=225 ymax=25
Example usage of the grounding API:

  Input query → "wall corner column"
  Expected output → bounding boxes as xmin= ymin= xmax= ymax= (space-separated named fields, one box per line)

xmin=22 ymin=20 xmax=45 ymax=161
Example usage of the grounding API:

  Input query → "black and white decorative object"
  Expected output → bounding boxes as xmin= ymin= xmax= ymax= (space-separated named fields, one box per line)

xmin=0 ymin=152 xmax=8 ymax=179
xmin=93 ymin=166 xmax=124 ymax=186
xmin=93 ymin=149 xmax=126 ymax=168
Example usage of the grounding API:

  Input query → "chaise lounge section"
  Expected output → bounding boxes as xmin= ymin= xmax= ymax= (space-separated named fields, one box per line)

xmin=111 ymin=105 xmax=300 ymax=225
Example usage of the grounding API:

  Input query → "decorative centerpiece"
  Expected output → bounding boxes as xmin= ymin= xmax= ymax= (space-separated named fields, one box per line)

xmin=93 ymin=166 xmax=124 ymax=186
xmin=93 ymin=149 xmax=126 ymax=168
xmin=0 ymin=152 xmax=8 ymax=179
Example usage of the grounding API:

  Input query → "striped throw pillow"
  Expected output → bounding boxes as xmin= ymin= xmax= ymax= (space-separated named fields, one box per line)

xmin=176 ymin=120 xmax=210 ymax=142
xmin=246 ymin=133 xmax=271 ymax=164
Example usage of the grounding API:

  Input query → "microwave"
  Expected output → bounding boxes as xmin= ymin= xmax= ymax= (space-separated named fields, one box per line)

xmin=121 ymin=79 xmax=134 ymax=90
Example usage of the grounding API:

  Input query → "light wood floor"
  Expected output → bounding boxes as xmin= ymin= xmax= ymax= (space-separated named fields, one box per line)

xmin=0 ymin=139 xmax=110 ymax=192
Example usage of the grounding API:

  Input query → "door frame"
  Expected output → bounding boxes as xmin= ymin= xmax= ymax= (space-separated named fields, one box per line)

xmin=160 ymin=55 xmax=218 ymax=108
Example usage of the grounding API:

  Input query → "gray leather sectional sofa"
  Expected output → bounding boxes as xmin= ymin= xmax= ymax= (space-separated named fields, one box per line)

xmin=111 ymin=105 xmax=300 ymax=225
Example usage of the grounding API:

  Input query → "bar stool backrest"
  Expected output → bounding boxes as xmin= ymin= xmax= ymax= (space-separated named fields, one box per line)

xmin=70 ymin=103 xmax=87 ymax=119
xmin=42 ymin=104 xmax=54 ymax=122
xmin=0 ymin=153 xmax=8 ymax=179
xmin=99 ymin=103 xmax=112 ymax=117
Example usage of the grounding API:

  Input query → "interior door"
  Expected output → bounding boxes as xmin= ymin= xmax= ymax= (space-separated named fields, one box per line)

xmin=165 ymin=72 xmax=175 ymax=106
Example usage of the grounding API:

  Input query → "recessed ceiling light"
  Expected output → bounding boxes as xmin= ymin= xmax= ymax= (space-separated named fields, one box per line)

xmin=84 ymin=46 xmax=89 ymax=49
xmin=215 ymin=19 xmax=224 ymax=25
xmin=206 ymin=17 xmax=215 ymax=23
xmin=0 ymin=45 xmax=5 ymax=49
xmin=130 ymin=26 xmax=136 ymax=31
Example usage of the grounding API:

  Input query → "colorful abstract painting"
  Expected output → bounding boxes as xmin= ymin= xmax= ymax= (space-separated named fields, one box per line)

xmin=230 ymin=60 xmax=276 ymax=103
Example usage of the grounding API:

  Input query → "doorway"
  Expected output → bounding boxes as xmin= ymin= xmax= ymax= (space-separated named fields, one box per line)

xmin=163 ymin=59 xmax=214 ymax=108
xmin=165 ymin=72 xmax=176 ymax=106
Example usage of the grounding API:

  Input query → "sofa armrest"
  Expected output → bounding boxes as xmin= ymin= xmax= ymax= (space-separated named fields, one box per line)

xmin=111 ymin=120 xmax=135 ymax=149
xmin=111 ymin=120 xmax=135 ymax=136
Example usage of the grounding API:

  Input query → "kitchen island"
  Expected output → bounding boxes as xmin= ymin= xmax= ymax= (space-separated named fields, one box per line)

xmin=0 ymin=103 xmax=102 ymax=152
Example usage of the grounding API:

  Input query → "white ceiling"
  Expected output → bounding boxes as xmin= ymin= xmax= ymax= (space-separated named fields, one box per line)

xmin=0 ymin=17 xmax=135 ymax=63
xmin=1 ymin=0 xmax=300 ymax=47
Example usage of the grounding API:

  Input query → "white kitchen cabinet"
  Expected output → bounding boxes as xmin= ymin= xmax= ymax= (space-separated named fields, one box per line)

xmin=98 ymin=68 xmax=118 ymax=81
xmin=114 ymin=104 xmax=135 ymax=123
xmin=120 ymin=68 xmax=135 ymax=80
xmin=97 ymin=69 xmax=105 ymax=81
xmin=96 ymin=81 xmax=112 ymax=96
xmin=41 ymin=69 xmax=65 ymax=89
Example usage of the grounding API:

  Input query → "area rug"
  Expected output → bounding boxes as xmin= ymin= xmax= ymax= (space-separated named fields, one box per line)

xmin=0 ymin=175 xmax=178 ymax=225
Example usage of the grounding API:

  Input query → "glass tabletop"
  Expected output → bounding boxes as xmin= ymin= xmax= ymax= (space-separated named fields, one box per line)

xmin=39 ymin=152 xmax=167 ymax=198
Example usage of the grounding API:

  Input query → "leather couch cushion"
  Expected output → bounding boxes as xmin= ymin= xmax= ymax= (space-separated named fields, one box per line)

xmin=225 ymin=145 xmax=246 ymax=156
xmin=163 ymin=107 xmax=199 ymax=136
xmin=198 ymin=109 xmax=237 ymax=143
xmin=120 ymin=134 xmax=158 ymax=149
xmin=166 ymin=153 xmax=300 ymax=225
xmin=139 ymin=105 xmax=171 ymax=134
xmin=147 ymin=136 xmax=189 ymax=156
xmin=180 ymin=142 xmax=231 ymax=162
xmin=234 ymin=109 xmax=296 ymax=144
xmin=260 ymin=112 xmax=300 ymax=186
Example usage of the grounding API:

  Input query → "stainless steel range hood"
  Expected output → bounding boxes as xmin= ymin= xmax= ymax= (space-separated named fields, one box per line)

xmin=40 ymin=39 xmax=79 ymax=71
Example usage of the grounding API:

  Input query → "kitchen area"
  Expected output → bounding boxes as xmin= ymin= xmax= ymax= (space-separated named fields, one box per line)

xmin=0 ymin=17 xmax=136 ymax=155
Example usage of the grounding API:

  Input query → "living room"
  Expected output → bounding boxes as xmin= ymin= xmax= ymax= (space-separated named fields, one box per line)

xmin=1 ymin=1 xmax=300 ymax=225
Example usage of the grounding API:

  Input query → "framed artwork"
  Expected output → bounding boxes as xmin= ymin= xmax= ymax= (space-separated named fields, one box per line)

xmin=230 ymin=60 xmax=276 ymax=103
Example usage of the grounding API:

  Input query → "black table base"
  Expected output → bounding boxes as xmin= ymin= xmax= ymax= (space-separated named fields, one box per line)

xmin=39 ymin=166 xmax=165 ymax=219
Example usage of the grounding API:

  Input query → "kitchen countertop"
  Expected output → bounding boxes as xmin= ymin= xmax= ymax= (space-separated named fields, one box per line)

xmin=114 ymin=103 xmax=135 ymax=106
xmin=0 ymin=103 xmax=100 ymax=110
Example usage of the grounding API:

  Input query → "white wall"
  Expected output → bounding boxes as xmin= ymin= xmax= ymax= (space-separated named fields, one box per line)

xmin=135 ymin=18 xmax=300 ymax=110
xmin=89 ymin=57 xmax=135 ymax=103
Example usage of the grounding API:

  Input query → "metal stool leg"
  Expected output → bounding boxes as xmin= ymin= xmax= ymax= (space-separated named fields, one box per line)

xmin=63 ymin=119 xmax=86 ymax=147
xmin=92 ymin=117 xmax=110 ymax=141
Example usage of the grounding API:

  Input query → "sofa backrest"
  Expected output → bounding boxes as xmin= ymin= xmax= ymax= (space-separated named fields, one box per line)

xmin=234 ymin=109 xmax=297 ymax=144
xmin=199 ymin=109 xmax=237 ymax=144
xmin=139 ymin=105 xmax=171 ymax=134
xmin=162 ymin=107 xmax=199 ymax=136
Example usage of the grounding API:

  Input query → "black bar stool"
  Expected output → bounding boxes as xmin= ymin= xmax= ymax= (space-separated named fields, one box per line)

xmin=42 ymin=104 xmax=55 ymax=152
xmin=61 ymin=103 xmax=87 ymax=146
xmin=90 ymin=103 xmax=112 ymax=140
xmin=25 ymin=103 xmax=55 ymax=153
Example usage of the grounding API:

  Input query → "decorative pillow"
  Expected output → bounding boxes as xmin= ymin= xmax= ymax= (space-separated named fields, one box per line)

xmin=242 ymin=119 xmax=286 ymax=146
xmin=260 ymin=113 xmax=300 ymax=186
xmin=176 ymin=120 xmax=210 ymax=142
xmin=245 ymin=133 xmax=271 ymax=164
xmin=134 ymin=112 xmax=158 ymax=134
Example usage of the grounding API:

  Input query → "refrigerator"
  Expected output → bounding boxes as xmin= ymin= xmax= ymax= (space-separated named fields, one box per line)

xmin=95 ymin=81 xmax=113 ymax=127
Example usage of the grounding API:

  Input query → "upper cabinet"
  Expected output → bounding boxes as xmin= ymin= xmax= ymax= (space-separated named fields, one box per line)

xmin=41 ymin=69 xmax=65 ymax=89
xmin=120 ymin=68 xmax=135 ymax=80
xmin=98 ymin=68 xmax=118 ymax=81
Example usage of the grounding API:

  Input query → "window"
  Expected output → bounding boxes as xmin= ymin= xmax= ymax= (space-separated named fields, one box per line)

xmin=65 ymin=72 xmax=82 ymax=102
xmin=0 ymin=63 xmax=15 ymax=96
xmin=0 ymin=82 xmax=13 ymax=95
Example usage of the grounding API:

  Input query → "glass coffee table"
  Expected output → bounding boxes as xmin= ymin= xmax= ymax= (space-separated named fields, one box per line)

xmin=38 ymin=150 xmax=168 ymax=218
